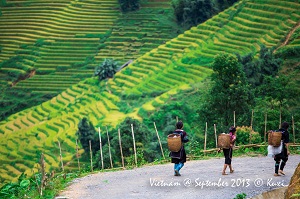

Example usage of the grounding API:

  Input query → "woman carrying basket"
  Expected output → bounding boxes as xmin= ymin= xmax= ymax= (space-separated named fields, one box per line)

xmin=274 ymin=122 xmax=290 ymax=176
xmin=219 ymin=126 xmax=236 ymax=175
xmin=169 ymin=121 xmax=189 ymax=176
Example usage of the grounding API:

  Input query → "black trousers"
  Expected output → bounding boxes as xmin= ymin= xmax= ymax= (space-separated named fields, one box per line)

xmin=274 ymin=148 xmax=289 ymax=173
xmin=223 ymin=148 xmax=233 ymax=165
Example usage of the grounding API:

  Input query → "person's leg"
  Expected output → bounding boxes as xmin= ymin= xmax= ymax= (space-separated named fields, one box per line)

xmin=174 ymin=163 xmax=178 ymax=170
xmin=222 ymin=164 xmax=228 ymax=175
xmin=229 ymin=164 xmax=234 ymax=173
xmin=229 ymin=148 xmax=234 ymax=173
xmin=174 ymin=163 xmax=179 ymax=176
xmin=174 ymin=162 xmax=184 ymax=176
xmin=279 ymin=156 xmax=288 ymax=175
xmin=178 ymin=162 xmax=184 ymax=171
xmin=274 ymin=156 xmax=281 ymax=176
xmin=223 ymin=149 xmax=230 ymax=175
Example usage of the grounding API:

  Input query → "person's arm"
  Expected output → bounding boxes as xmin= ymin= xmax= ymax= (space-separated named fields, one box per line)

xmin=230 ymin=135 xmax=236 ymax=147
xmin=285 ymin=131 xmax=290 ymax=155
xmin=231 ymin=136 xmax=236 ymax=144
xmin=285 ymin=143 xmax=290 ymax=155
xmin=182 ymin=131 xmax=189 ymax=143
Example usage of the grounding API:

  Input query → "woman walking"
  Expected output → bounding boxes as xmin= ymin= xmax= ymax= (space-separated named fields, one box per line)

xmin=274 ymin=122 xmax=290 ymax=176
xmin=169 ymin=121 xmax=189 ymax=176
xmin=221 ymin=126 xmax=236 ymax=175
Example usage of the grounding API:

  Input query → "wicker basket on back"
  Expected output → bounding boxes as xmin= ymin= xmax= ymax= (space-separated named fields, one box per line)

xmin=167 ymin=134 xmax=182 ymax=152
xmin=218 ymin=133 xmax=231 ymax=149
xmin=268 ymin=131 xmax=282 ymax=147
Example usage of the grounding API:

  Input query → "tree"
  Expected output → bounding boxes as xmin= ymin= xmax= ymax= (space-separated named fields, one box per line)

xmin=171 ymin=0 xmax=185 ymax=23
xmin=258 ymin=75 xmax=298 ymax=111
xmin=208 ymin=53 xmax=254 ymax=127
xmin=94 ymin=58 xmax=119 ymax=81
xmin=76 ymin=117 xmax=98 ymax=155
xmin=0 ymin=0 xmax=6 ymax=6
xmin=258 ymin=45 xmax=282 ymax=85
xmin=118 ymin=0 xmax=140 ymax=12
xmin=172 ymin=0 xmax=237 ymax=28
xmin=237 ymin=45 xmax=282 ymax=88
xmin=217 ymin=0 xmax=238 ymax=10
xmin=102 ymin=117 xmax=160 ymax=167
xmin=113 ymin=118 xmax=152 ymax=156
xmin=184 ymin=0 xmax=215 ymax=27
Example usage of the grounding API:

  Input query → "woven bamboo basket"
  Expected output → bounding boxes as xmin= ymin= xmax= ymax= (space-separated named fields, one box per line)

xmin=167 ymin=134 xmax=182 ymax=152
xmin=218 ymin=134 xmax=231 ymax=149
xmin=268 ymin=131 xmax=282 ymax=147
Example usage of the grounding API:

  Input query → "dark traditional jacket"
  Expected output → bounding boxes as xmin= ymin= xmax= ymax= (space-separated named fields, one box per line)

xmin=276 ymin=128 xmax=289 ymax=157
xmin=169 ymin=129 xmax=189 ymax=163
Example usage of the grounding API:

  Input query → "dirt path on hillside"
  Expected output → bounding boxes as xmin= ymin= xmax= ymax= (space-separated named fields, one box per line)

xmin=274 ymin=21 xmax=300 ymax=53
xmin=57 ymin=155 xmax=299 ymax=199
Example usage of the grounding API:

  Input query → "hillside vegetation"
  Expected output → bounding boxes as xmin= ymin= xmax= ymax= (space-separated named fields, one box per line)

xmin=0 ymin=0 xmax=181 ymax=120
xmin=0 ymin=0 xmax=299 ymax=187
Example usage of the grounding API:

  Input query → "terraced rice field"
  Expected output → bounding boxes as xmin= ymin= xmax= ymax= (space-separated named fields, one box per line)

xmin=0 ymin=0 xmax=299 ymax=185
xmin=0 ymin=0 xmax=179 ymax=96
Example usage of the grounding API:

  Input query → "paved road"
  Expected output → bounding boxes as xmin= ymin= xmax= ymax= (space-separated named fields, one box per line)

xmin=57 ymin=155 xmax=299 ymax=199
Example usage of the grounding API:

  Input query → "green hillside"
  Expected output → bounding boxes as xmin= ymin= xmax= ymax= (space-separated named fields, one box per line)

xmin=0 ymin=0 xmax=181 ymax=120
xmin=0 ymin=0 xmax=299 ymax=185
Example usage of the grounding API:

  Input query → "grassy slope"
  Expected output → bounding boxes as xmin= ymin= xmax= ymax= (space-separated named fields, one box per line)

xmin=0 ymin=0 xmax=181 ymax=119
xmin=0 ymin=0 xmax=299 ymax=185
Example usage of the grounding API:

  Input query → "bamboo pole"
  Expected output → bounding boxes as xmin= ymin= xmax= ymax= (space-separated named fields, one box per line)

xmin=106 ymin=126 xmax=113 ymax=168
xmin=214 ymin=124 xmax=217 ymax=148
xmin=76 ymin=139 xmax=80 ymax=172
xmin=233 ymin=111 xmax=236 ymax=127
xmin=279 ymin=106 xmax=282 ymax=129
xmin=58 ymin=141 xmax=64 ymax=172
xmin=39 ymin=153 xmax=45 ymax=196
xmin=264 ymin=112 xmax=267 ymax=143
xmin=176 ymin=116 xmax=178 ymax=123
xmin=118 ymin=128 xmax=125 ymax=169
xmin=204 ymin=122 xmax=207 ymax=152
xmin=98 ymin=127 xmax=104 ymax=170
xmin=292 ymin=115 xmax=295 ymax=144
xmin=197 ymin=143 xmax=300 ymax=155
xmin=154 ymin=122 xmax=165 ymax=159
xmin=251 ymin=109 xmax=254 ymax=130
xmin=89 ymin=140 xmax=93 ymax=172
xmin=131 ymin=124 xmax=138 ymax=167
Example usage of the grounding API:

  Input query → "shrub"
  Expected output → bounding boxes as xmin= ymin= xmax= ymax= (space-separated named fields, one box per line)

xmin=234 ymin=193 xmax=247 ymax=199
xmin=119 ymin=0 xmax=140 ymax=12
xmin=172 ymin=0 xmax=238 ymax=28
xmin=276 ymin=46 xmax=300 ymax=59
xmin=0 ymin=173 xmax=30 ymax=199
xmin=236 ymin=126 xmax=261 ymax=145
xmin=171 ymin=0 xmax=185 ymax=22
xmin=76 ymin=117 xmax=98 ymax=155
xmin=94 ymin=58 xmax=119 ymax=81
xmin=0 ymin=0 xmax=6 ymax=6
xmin=171 ymin=0 xmax=216 ymax=28
xmin=56 ymin=66 xmax=68 ymax=72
